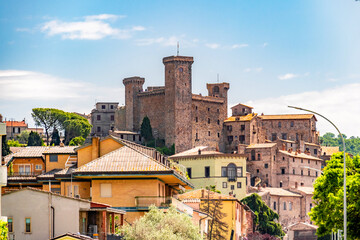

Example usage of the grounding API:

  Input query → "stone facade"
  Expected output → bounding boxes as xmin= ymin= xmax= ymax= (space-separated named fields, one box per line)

xmin=90 ymin=102 xmax=118 ymax=137
xmin=123 ymin=56 xmax=229 ymax=153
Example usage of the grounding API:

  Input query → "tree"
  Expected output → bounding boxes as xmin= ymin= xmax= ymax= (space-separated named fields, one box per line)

xmin=241 ymin=194 xmax=284 ymax=237
xmin=32 ymin=108 xmax=64 ymax=145
xmin=69 ymin=136 xmax=85 ymax=146
xmin=309 ymin=153 xmax=360 ymax=239
xmin=0 ymin=220 xmax=8 ymax=240
xmin=50 ymin=128 xmax=61 ymax=146
xmin=119 ymin=205 xmax=202 ymax=240
xmin=320 ymin=132 xmax=360 ymax=156
xmin=28 ymin=131 xmax=43 ymax=146
xmin=1 ymin=136 xmax=11 ymax=156
xmin=140 ymin=116 xmax=154 ymax=144
xmin=7 ymin=139 xmax=25 ymax=147
xmin=16 ymin=130 xmax=29 ymax=144
xmin=200 ymin=189 xmax=228 ymax=240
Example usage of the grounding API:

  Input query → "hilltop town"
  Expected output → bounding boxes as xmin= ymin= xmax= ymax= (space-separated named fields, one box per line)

xmin=0 ymin=55 xmax=338 ymax=240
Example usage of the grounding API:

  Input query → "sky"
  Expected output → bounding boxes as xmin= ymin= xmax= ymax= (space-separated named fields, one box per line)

xmin=1 ymin=0 xmax=360 ymax=137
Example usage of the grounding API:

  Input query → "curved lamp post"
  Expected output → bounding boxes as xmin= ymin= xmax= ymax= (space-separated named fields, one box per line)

xmin=288 ymin=106 xmax=346 ymax=239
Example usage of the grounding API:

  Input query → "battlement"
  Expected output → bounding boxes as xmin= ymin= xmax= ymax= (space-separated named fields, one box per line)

xmin=163 ymin=56 xmax=194 ymax=64
xmin=123 ymin=76 xmax=145 ymax=86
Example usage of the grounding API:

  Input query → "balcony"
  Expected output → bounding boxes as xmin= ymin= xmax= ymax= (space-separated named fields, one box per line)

xmin=135 ymin=196 xmax=173 ymax=208
xmin=8 ymin=171 xmax=44 ymax=177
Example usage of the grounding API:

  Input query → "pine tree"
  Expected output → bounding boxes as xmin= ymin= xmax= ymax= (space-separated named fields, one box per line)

xmin=50 ymin=128 xmax=61 ymax=146
xmin=28 ymin=131 xmax=43 ymax=146
xmin=1 ymin=135 xmax=11 ymax=156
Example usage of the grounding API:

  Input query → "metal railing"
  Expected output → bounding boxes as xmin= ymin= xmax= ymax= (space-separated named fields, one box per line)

xmin=135 ymin=196 xmax=172 ymax=208
xmin=8 ymin=171 xmax=44 ymax=177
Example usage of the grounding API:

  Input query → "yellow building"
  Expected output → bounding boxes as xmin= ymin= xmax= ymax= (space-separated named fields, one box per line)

xmin=170 ymin=146 xmax=247 ymax=200
xmin=178 ymin=189 xmax=254 ymax=240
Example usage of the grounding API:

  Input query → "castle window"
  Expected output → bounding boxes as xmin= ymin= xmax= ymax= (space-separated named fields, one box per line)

xmin=228 ymin=136 xmax=233 ymax=143
xmin=314 ymin=149 xmax=318 ymax=155
xmin=289 ymin=202 xmax=293 ymax=210
xmin=97 ymin=115 xmax=101 ymax=121
xmin=208 ymin=131 xmax=211 ymax=136
xmin=208 ymin=118 xmax=210 ymax=124
xmin=207 ymin=108 xmax=210 ymax=111
xmin=301 ymin=170 xmax=303 ymax=175
xmin=217 ymin=109 xmax=219 ymax=113
xmin=251 ymin=150 xmax=255 ymax=160
xmin=282 ymin=157 xmax=285 ymax=161
xmin=187 ymin=168 xmax=192 ymax=179
xmin=205 ymin=166 xmax=210 ymax=178
xmin=111 ymin=115 xmax=114 ymax=121
xmin=239 ymin=135 xmax=245 ymax=143
xmin=195 ymin=106 xmax=198 ymax=110
xmin=195 ymin=117 xmax=198 ymax=122
xmin=278 ymin=122 xmax=281 ymax=128
xmin=281 ymin=168 xmax=285 ymax=174
xmin=102 ymin=105 xmax=106 ymax=109
xmin=213 ymin=86 xmax=219 ymax=93
xmin=257 ymin=153 xmax=261 ymax=161
xmin=256 ymin=169 xmax=259 ymax=173
xmin=308 ymin=170 xmax=311 ymax=176
xmin=97 ymin=126 xmax=101 ymax=132
xmin=271 ymin=133 xmax=277 ymax=141
xmin=217 ymin=120 xmax=220 ymax=125
xmin=273 ymin=202 xmax=276 ymax=210
xmin=179 ymin=67 xmax=183 ymax=72
xmin=196 ymin=133 xmax=199 ymax=140
xmin=291 ymin=121 xmax=294 ymax=127
xmin=316 ymin=171 xmax=318 ymax=177
xmin=293 ymin=169 xmax=295 ymax=174
xmin=284 ymin=202 xmax=287 ymax=210
xmin=241 ymin=125 xmax=245 ymax=131
xmin=282 ymin=133 xmax=287 ymax=140
xmin=308 ymin=160 xmax=310 ymax=164
xmin=264 ymin=163 xmax=268 ymax=169
xmin=217 ymin=133 xmax=220 ymax=138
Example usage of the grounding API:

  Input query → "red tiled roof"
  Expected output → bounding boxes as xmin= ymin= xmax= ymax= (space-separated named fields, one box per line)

xmin=4 ymin=120 xmax=27 ymax=127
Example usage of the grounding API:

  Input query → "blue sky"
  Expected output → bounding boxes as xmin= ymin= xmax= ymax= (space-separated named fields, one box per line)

xmin=1 ymin=0 xmax=360 ymax=136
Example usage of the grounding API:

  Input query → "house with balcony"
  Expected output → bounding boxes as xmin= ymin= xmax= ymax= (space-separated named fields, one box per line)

xmin=3 ymin=119 xmax=28 ymax=140
xmin=2 ymin=187 xmax=124 ymax=240
xmin=169 ymin=146 xmax=247 ymax=200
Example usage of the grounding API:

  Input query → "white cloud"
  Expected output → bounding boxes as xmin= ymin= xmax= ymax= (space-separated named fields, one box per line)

xmin=244 ymin=83 xmax=360 ymax=137
xmin=41 ymin=14 xmax=144 ymax=40
xmin=243 ymin=67 xmax=263 ymax=73
xmin=232 ymin=44 xmax=248 ymax=49
xmin=135 ymin=36 xmax=181 ymax=47
xmin=263 ymin=42 xmax=268 ymax=47
xmin=206 ymin=43 xmax=220 ymax=49
xmin=278 ymin=73 xmax=297 ymax=80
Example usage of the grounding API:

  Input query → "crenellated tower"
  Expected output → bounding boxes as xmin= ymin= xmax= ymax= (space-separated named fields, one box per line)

xmin=163 ymin=56 xmax=194 ymax=153
xmin=123 ymin=76 xmax=145 ymax=131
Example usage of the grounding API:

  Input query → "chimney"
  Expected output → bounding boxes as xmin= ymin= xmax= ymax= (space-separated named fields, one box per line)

xmin=91 ymin=137 xmax=101 ymax=160
xmin=60 ymin=142 xmax=64 ymax=147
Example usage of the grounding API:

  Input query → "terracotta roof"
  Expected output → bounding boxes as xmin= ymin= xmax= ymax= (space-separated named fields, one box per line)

xmin=43 ymin=146 xmax=77 ymax=154
xmin=258 ymin=114 xmax=315 ymax=120
xmin=171 ymin=146 xmax=221 ymax=158
xmin=177 ymin=189 xmax=236 ymax=200
xmin=231 ymin=103 xmax=253 ymax=109
xmin=4 ymin=120 xmax=27 ymax=127
xmin=37 ymin=169 xmax=63 ymax=179
xmin=295 ymin=187 xmax=314 ymax=195
xmin=287 ymin=222 xmax=318 ymax=230
xmin=259 ymin=187 xmax=301 ymax=197
xmin=224 ymin=113 xmax=257 ymax=122
xmin=9 ymin=147 xmax=23 ymax=153
xmin=52 ymin=233 xmax=94 ymax=240
xmin=321 ymin=146 xmax=340 ymax=156
xmin=304 ymin=142 xmax=320 ymax=147
xmin=279 ymin=150 xmax=323 ymax=161
xmin=246 ymin=143 xmax=277 ymax=149
xmin=74 ymin=145 xmax=169 ymax=173
xmin=9 ymin=146 xmax=48 ymax=158
xmin=112 ymin=130 xmax=140 ymax=135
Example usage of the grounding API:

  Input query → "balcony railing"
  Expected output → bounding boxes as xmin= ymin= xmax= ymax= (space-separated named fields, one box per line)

xmin=135 ymin=196 xmax=172 ymax=208
xmin=8 ymin=171 xmax=44 ymax=177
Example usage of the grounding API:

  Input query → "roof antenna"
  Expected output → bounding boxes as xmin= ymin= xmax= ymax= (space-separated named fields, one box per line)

xmin=217 ymin=73 xmax=220 ymax=83
xmin=177 ymin=41 xmax=179 ymax=56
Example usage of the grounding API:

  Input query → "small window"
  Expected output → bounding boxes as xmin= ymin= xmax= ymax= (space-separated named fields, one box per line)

xmin=301 ymin=170 xmax=303 ymax=176
xmin=101 ymin=105 xmax=105 ymax=109
xmin=241 ymin=125 xmax=245 ymax=131
xmin=25 ymin=217 xmax=31 ymax=233
xmin=110 ymin=105 xmax=114 ymax=109
xmin=217 ymin=133 xmax=220 ymax=138
xmin=221 ymin=167 xmax=227 ymax=177
xmin=257 ymin=153 xmax=261 ymax=161
xmin=278 ymin=122 xmax=281 ymax=128
xmin=196 ymin=133 xmax=199 ymax=140
xmin=195 ymin=117 xmax=198 ymax=122
xmin=217 ymin=109 xmax=219 ymax=113
xmin=301 ymin=159 xmax=303 ymax=163
xmin=8 ymin=217 xmax=13 ymax=233
xmin=273 ymin=202 xmax=276 ymax=210
xmin=314 ymin=149 xmax=318 ymax=155
xmin=264 ymin=163 xmax=268 ymax=169
xmin=283 ymin=202 xmax=287 ymax=210
xmin=251 ymin=150 xmax=255 ymax=161
xmin=316 ymin=171 xmax=318 ymax=177
xmin=281 ymin=168 xmax=285 ymax=174
xmin=97 ymin=115 xmax=101 ymax=121
xmin=256 ymin=169 xmax=259 ymax=173
xmin=293 ymin=169 xmax=295 ymax=174
xmin=208 ymin=118 xmax=210 ymax=124
xmin=237 ymin=167 xmax=243 ymax=177
xmin=217 ymin=120 xmax=220 ymax=125
xmin=271 ymin=133 xmax=277 ymax=141
xmin=205 ymin=167 xmax=210 ymax=178
xmin=231 ymin=185 xmax=235 ymax=190
xmin=187 ymin=168 xmax=192 ymax=179
xmin=195 ymin=106 xmax=198 ymax=110
xmin=179 ymin=67 xmax=183 ymax=72
xmin=222 ymin=182 xmax=227 ymax=188
xmin=237 ymin=182 xmax=242 ymax=188
xmin=207 ymin=108 xmax=210 ymax=111
xmin=290 ymin=121 xmax=294 ymax=127
xmin=50 ymin=155 xmax=58 ymax=162
xmin=111 ymin=115 xmax=114 ymax=121
xmin=280 ymin=182 xmax=283 ymax=187
xmin=228 ymin=136 xmax=233 ymax=143
xmin=97 ymin=126 xmax=101 ymax=132
xmin=208 ymin=131 xmax=211 ymax=136
xmin=282 ymin=133 xmax=287 ymax=140
xmin=308 ymin=160 xmax=310 ymax=164
xmin=308 ymin=170 xmax=310 ymax=176
xmin=35 ymin=164 xmax=42 ymax=170
xmin=310 ymin=203 xmax=313 ymax=209
xmin=100 ymin=183 xmax=112 ymax=198
xmin=293 ymin=158 xmax=295 ymax=162
xmin=289 ymin=202 xmax=293 ymax=211
xmin=282 ymin=157 xmax=285 ymax=161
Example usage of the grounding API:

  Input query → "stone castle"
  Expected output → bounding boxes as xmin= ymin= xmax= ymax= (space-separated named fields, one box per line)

xmin=122 ymin=55 xmax=229 ymax=153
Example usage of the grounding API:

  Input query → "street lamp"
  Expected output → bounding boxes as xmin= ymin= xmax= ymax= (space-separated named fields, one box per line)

xmin=288 ymin=106 xmax=347 ymax=239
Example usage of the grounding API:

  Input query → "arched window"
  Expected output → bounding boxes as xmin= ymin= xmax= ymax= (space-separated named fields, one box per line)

xmin=227 ymin=163 xmax=237 ymax=181
xmin=213 ymin=86 xmax=219 ymax=93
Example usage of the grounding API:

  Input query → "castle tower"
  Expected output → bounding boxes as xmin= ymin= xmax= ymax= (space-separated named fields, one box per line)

xmin=123 ymin=77 xmax=145 ymax=131
xmin=207 ymin=82 xmax=230 ymax=116
xmin=163 ymin=56 xmax=194 ymax=153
